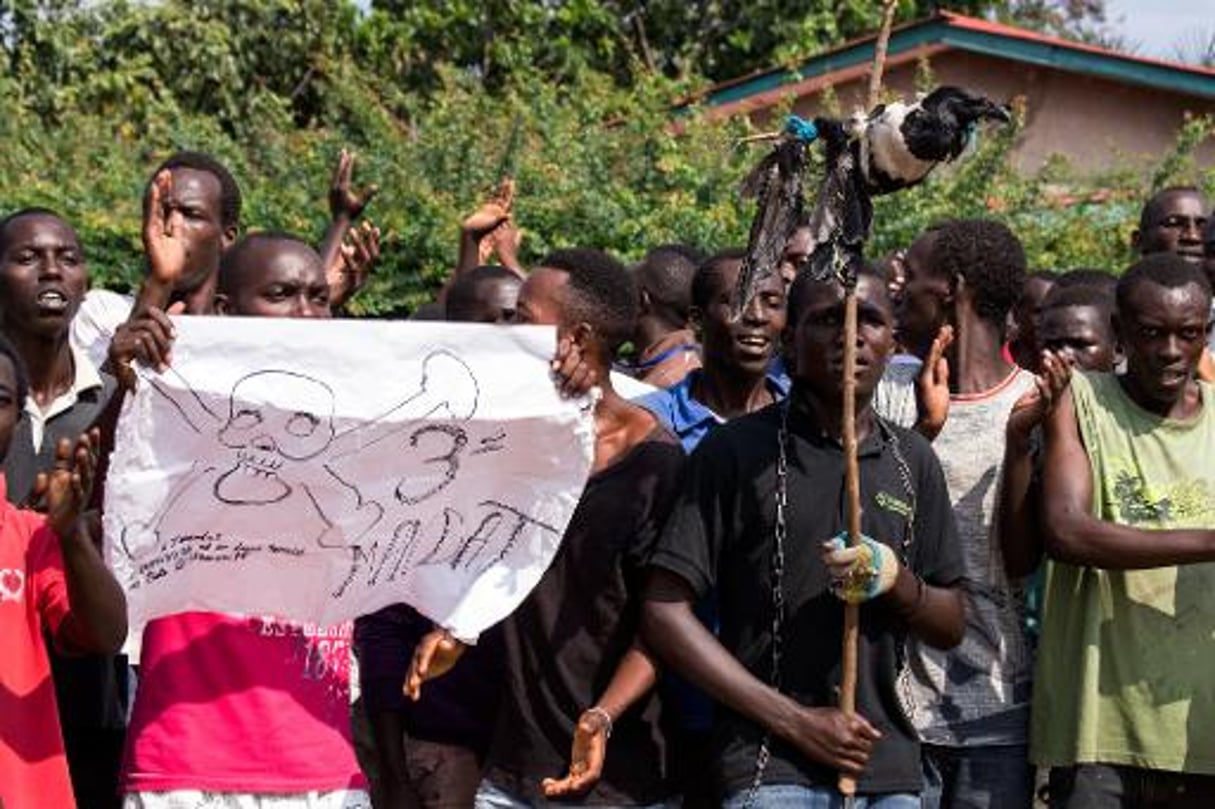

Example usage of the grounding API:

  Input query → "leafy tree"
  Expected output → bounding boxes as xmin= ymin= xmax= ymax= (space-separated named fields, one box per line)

xmin=0 ymin=0 xmax=1205 ymax=318
xmin=362 ymin=0 xmax=1111 ymax=87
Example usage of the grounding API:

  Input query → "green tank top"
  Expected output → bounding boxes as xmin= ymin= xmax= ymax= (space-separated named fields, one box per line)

xmin=1031 ymin=371 xmax=1215 ymax=774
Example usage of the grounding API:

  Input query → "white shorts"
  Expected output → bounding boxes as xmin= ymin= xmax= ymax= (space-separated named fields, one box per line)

xmin=123 ymin=790 xmax=371 ymax=809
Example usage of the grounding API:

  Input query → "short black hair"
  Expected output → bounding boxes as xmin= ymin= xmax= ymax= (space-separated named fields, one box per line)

xmin=932 ymin=218 xmax=1026 ymax=325
xmin=634 ymin=244 xmax=704 ymax=327
xmin=1139 ymin=185 xmax=1207 ymax=231
xmin=0 ymin=207 xmax=72 ymax=258
xmin=1055 ymin=268 xmax=1117 ymax=299
xmin=218 ymin=231 xmax=317 ymax=296
xmin=1116 ymin=252 xmax=1213 ymax=315
xmin=151 ymin=151 xmax=242 ymax=231
xmin=0 ymin=331 xmax=30 ymax=407
xmin=690 ymin=248 xmax=746 ymax=311
xmin=1041 ymin=283 xmax=1114 ymax=314
xmin=787 ymin=261 xmax=888 ymax=327
xmin=446 ymin=265 xmax=521 ymax=322
xmin=540 ymin=248 xmax=637 ymax=351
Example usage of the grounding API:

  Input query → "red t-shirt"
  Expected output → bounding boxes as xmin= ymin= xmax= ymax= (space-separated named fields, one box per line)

xmin=122 ymin=611 xmax=365 ymax=794
xmin=0 ymin=480 xmax=75 ymax=809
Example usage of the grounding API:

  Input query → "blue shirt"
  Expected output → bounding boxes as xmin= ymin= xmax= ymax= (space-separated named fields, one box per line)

xmin=637 ymin=369 xmax=791 ymax=453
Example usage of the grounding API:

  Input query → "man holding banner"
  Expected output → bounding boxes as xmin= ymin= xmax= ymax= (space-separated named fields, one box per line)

xmin=114 ymin=231 xmax=373 ymax=808
xmin=406 ymin=248 xmax=684 ymax=808
xmin=106 ymin=175 xmax=630 ymax=809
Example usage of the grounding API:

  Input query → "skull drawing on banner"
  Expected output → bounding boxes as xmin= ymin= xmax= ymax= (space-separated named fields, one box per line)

xmin=214 ymin=370 xmax=337 ymax=504
xmin=116 ymin=348 xmax=488 ymax=569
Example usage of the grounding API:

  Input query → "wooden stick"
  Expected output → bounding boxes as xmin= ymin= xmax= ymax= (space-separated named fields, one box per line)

xmin=734 ymin=129 xmax=784 ymax=147
xmin=866 ymin=0 xmax=899 ymax=111
xmin=837 ymin=288 xmax=863 ymax=803
xmin=838 ymin=1 xmax=898 ymax=802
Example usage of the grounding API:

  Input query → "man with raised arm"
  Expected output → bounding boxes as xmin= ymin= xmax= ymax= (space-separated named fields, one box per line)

xmin=116 ymin=229 xmax=372 ymax=808
xmin=1034 ymin=253 xmax=1215 ymax=807
xmin=71 ymin=152 xmax=243 ymax=372
xmin=406 ymin=248 xmax=684 ymax=808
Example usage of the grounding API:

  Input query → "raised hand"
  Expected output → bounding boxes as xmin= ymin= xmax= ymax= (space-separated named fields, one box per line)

xmin=1007 ymin=349 xmax=1071 ymax=442
xmin=484 ymin=217 xmax=525 ymax=276
xmin=541 ymin=707 xmax=611 ymax=798
xmin=39 ymin=430 xmax=100 ymax=538
xmin=328 ymin=220 xmax=381 ymax=309
xmin=403 ymin=628 xmax=467 ymax=701
xmin=915 ymin=324 xmax=953 ymax=440
xmin=462 ymin=178 xmax=515 ymax=237
xmin=143 ymin=170 xmax=192 ymax=288
xmin=329 ymin=149 xmax=379 ymax=222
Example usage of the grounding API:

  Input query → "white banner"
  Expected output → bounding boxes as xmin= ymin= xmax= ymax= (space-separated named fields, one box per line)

xmin=104 ymin=317 xmax=594 ymax=641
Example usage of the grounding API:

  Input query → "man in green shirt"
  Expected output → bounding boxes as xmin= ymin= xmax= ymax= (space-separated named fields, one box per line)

xmin=1036 ymin=252 xmax=1215 ymax=807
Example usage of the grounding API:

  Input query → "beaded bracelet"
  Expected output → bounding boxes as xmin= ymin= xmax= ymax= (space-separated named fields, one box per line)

xmin=584 ymin=706 xmax=614 ymax=739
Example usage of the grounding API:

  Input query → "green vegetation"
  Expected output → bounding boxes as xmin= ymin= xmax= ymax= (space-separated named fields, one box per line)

xmin=0 ymin=0 xmax=1210 ymax=313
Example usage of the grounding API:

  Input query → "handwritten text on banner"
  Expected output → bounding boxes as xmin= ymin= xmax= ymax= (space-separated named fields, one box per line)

xmin=104 ymin=318 xmax=594 ymax=641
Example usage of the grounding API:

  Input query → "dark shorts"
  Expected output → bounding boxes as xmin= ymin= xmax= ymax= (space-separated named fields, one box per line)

xmin=1048 ymin=763 xmax=1215 ymax=809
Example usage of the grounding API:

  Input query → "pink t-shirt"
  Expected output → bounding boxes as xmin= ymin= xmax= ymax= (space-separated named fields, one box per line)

xmin=0 ymin=480 xmax=75 ymax=809
xmin=122 ymin=611 xmax=365 ymax=794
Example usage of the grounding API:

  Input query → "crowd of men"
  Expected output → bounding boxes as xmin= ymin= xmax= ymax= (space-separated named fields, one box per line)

xmin=1 ymin=147 xmax=1214 ymax=809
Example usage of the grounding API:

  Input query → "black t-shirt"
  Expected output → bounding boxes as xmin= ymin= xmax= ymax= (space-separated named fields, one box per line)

xmin=2 ymin=370 xmax=126 ymax=734
xmin=649 ymin=396 xmax=964 ymax=797
xmin=486 ymin=429 xmax=684 ymax=805
xmin=354 ymin=603 xmax=503 ymax=751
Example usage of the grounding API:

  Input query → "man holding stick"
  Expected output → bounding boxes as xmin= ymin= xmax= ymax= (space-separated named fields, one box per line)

xmin=642 ymin=266 xmax=964 ymax=807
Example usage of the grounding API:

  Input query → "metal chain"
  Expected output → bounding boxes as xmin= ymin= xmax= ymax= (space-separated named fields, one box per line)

xmin=879 ymin=418 xmax=917 ymax=560
xmin=741 ymin=401 xmax=792 ymax=808
xmin=875 ymin=416 xmax=921 ymax=721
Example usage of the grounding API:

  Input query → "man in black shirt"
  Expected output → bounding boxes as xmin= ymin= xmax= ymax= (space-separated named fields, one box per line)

xmin=643 ymin=266 xmax=965 ymax=808
xmin=407 ymin=248 xmax=684 ymax=807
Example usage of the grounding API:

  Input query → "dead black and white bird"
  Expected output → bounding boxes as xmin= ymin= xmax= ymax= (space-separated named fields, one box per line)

xmin=732 ymin=85 xmax=1011 ymax=309
xmin=855 ymin=85 xmax=1012 ymax=195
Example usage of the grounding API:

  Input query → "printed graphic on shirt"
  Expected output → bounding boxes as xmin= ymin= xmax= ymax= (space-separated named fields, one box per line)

xmin=0 ymin=568 xmax=25 ymax=602
xmin=1111 ymin=468 xmax=1215 ymax=526
xmin=250 ymin=616 xmax=354 ymax=685
xmin=875 ymin=490 xmax=913 ymax=521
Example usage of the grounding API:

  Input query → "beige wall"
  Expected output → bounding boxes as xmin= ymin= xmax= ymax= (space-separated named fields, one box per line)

xmin=777 ymin=51 xmax=1215 ymax=176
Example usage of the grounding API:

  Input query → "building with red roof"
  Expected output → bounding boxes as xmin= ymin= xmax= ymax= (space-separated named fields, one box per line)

xmin=685 ymin=11 xmax=1215 ymax=174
